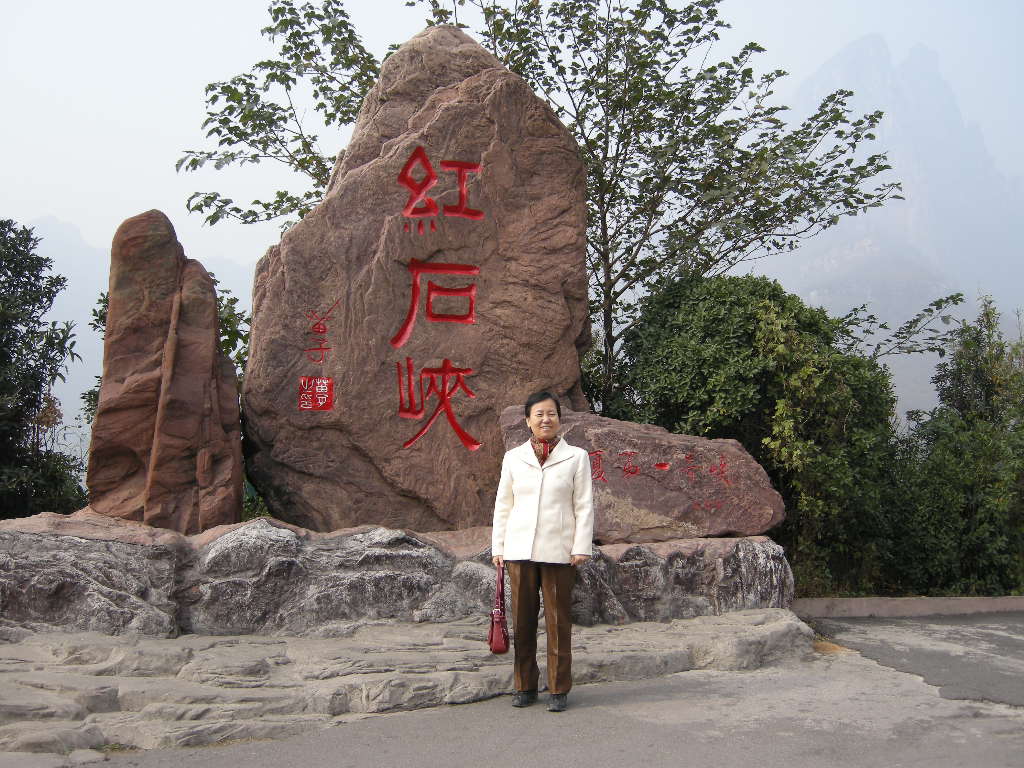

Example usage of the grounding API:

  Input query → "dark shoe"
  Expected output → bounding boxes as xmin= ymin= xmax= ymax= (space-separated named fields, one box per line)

xmin=547 ymin=693 xmax=568 ymax=712
xmin=511 ymin=690 xmax=537 ymax=707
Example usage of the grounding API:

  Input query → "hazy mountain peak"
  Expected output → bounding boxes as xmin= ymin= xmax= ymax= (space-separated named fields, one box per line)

xmin=795 ymin=34 xmax=896 ymax=117
xmin=830 ymin=33 xmax=892 ymax=69
xmin=27 ymin=215 xmax=87 ymax=243
xmin=903 ymin=42 xmax=940 ymax=70
xmin=760 ymin=31 xmax=1023 ymax=416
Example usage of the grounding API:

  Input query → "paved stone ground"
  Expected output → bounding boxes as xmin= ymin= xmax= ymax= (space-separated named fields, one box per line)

xmin=0 ymin=608 xmax=810 ymax=765
xmin=9 ymin=611 xmax=1023 ymax=768
xmin=64 ymin=641 xmax=1024 ymax=768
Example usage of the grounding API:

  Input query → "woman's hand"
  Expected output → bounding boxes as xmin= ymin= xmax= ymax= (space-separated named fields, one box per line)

xmin=570 ymin=554 xmax=590 ymax=567
xmin=492 ymin=555 xmax=504 ymax=567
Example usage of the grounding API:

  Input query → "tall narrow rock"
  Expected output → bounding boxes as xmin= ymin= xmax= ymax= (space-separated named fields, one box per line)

xmin=243 ymin=26 xmax=590 ymax=531
xmin=87 ymin=210 xmax=243 ymax=533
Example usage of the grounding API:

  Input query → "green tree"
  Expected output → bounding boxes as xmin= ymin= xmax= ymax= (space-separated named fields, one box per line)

xmin=0 ymin=219 xmax=86 ymax=517
xmin=79 ymin=291 xmax=109 ymax=425
xmin=614 ymin=274 xmax=961 ymax=595
xmin=891 ymin=297 xmax=1024 ymax=595
xmin=179 ymin=0 xmax=901 ymax=413
xmin=930 ymin=296 xmax=1022 ymax=423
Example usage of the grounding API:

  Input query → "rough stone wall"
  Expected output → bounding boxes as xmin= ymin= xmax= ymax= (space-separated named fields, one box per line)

xmin=0 ymin=513 xmax=792 ymax=637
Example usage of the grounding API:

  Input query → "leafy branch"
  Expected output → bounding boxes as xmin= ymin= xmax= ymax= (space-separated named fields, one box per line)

xmin=838 ymin=293 xmax=965 ymax=359
xmin=176 ymin=0 xmax=379 ymax=228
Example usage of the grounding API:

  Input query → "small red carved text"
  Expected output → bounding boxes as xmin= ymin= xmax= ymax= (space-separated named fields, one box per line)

xmin=304 ymin=297 xmax=341 ymax=364
xmin=588 ymin=450 xmax=608 ymax=483
xmin=619 ymin=451 xmax=641 ymax=478
xmin=298 ymin=376 xmax=334 ymax=411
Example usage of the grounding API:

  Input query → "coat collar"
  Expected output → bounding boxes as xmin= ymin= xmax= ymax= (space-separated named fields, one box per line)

xmin=513 ymin=436 xmax=574 ymax=469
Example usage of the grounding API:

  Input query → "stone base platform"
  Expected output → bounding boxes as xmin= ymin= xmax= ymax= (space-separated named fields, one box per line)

xmin=0 ymin=608 xmax=812 ymax=758
xmin=0 ymin=512 xmax=793 ymax=636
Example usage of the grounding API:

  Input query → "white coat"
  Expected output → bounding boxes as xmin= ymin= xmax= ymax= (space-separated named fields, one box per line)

xmin=491 ymin=437 xmax=594 ymax=564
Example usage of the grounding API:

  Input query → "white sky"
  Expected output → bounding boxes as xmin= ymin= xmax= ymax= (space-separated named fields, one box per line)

xmin=2 ymin=0 xmax=1019 ymax=277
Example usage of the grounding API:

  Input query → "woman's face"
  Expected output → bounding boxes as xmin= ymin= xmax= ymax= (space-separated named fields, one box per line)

xmin=526 ymin=398 xmax=560 ymax=440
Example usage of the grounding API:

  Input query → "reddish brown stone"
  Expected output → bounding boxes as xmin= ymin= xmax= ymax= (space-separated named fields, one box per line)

xmin=242 ymin=26 xmax=590 ymax=532
xmin=86 ymin=210 xmax=243 ymax=534
xmin=500 ymin=406 xmax=785 ymax=543
xmin=0 ymin=508 xmax=187 ymax=549
xmin=416 ymin=526 xmax=494 ymax=560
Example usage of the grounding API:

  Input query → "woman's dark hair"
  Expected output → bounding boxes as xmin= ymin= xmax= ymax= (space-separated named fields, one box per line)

xmin=524 ymin=390 xmax=561 ymax=419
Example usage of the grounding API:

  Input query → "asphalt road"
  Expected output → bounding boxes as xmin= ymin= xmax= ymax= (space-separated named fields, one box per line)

xmin=97 ymin=613 xmax=1024 ymax=768
xmin=812 ymin=611 xmax=1024 ymax=708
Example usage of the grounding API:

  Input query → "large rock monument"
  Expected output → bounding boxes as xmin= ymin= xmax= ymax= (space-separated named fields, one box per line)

xmin=243 ymin=25 xmax=590 ymax=532
xmin=86 ymin=210 xmax=243 ymax=534
xmin=0 ymin=27 xmax=795 ymax=653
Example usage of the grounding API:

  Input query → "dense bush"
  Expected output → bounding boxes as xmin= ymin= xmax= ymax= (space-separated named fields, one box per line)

xmin=615 ymin=276 xmax=1022 ymax=596
xmin=614 ymin=275 xmax=899 ymax=594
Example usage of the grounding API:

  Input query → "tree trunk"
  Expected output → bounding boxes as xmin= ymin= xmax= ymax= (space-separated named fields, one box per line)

xmin=601 ymin=298 xmax=615 ymax=416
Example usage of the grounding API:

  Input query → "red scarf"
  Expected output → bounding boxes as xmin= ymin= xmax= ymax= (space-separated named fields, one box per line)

xmin=530 ymin=435 xmax=560 ymax=466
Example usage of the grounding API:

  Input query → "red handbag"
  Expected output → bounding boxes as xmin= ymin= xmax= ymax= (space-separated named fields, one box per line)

xmin=488 ymin=561 xmax=510 ymax=654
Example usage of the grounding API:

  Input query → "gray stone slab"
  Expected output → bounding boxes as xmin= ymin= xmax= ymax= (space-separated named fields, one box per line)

xmin=794 ymin=595 xmax=1024 ymax=617
xmin=0 ymin=753 xmax=69 ymax=768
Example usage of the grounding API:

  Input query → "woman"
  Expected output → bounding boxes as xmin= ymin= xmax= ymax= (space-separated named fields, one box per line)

xmin=491 ymin=390 xmax=594 ymax=712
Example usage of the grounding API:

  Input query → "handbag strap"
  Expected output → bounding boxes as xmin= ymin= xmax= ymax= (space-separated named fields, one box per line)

xmin=494 ymin=562 xmax=505 ymax=614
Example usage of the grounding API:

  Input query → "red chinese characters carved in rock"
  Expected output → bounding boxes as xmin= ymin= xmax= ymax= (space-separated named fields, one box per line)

xmin=577 ymin=449 xmax=733 ymax=516
xmin=708 ymin=455 xmax=731 ymax=486
xmin=390 ymin=259 xmax=479 ymax=348
xmin=396 ymin=357 xmax=481 ymax=451
xmin=398 ymin=146 xmax=484 ymax=235
xmin=304 ymin=297 xmax=341 ymax=364
xmin=298 ymin=376 xmax=334 ymax=411
xmin=588 ymin=449 xmax=609 ymax=483
xmin=391 ymin=147 xmax=485 ymax=451
xmin=305 ymin=337 xmax=330 ymax=364
xmin=680 ymin=453 xmax=700 ymax=482
xmin=691 ymin=499 xmax=724 ymax=513
xmin=618 ymin=451 xmax=641 ymax=478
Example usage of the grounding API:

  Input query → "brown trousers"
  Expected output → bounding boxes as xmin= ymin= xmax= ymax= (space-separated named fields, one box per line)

xmin=506 ymin=560 xmax=577 ymax=695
